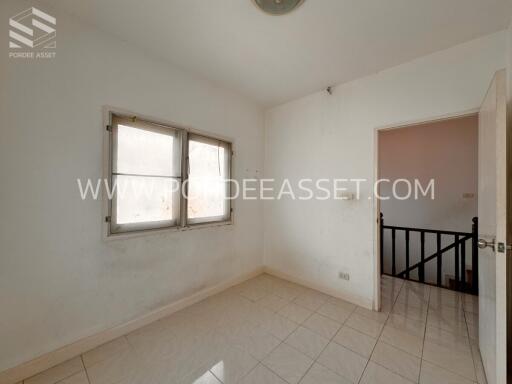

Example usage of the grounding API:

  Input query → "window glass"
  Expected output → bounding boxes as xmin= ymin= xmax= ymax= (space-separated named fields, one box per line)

xmin=114 ymin=175 xmax=178 ymax=224
xmin=110 ymin=116 xmax=181 ymax=233
xmin=115 ymin=124 xmax=179 ymax=177
xmin=187 ymin=135 xmax=231 ymax=223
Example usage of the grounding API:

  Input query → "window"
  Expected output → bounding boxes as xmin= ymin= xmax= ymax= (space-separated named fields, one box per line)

xmin=187 ymin=134 xmax=231 ymax=224
xmin=107 ymin=113 xmax=232 ymax=236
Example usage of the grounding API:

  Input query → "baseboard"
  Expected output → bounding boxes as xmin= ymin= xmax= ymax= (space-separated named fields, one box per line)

xmin=263 ymin=266 xmax=373 ymax=310
xmin=0 ymin=267 xmax=264 ymax=384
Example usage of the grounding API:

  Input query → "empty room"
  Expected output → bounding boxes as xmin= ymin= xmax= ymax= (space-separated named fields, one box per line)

xmin=1 ymin=1 xmax=512 ymax=384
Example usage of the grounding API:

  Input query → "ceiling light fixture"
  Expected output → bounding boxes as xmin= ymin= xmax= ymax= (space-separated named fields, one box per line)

xmin=252 ymin=0 xmax=305 ymax=15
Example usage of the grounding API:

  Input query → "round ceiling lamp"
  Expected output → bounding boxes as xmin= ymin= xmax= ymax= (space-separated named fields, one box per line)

xmin=252 ymin=0 xmax=305 ymax=15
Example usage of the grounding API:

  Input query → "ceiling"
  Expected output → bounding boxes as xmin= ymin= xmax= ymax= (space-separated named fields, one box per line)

xmin=50 ymin=0 xmax=511 ymax=106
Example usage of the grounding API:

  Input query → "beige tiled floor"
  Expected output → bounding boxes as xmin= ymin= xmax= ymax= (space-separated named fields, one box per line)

xmin=21 ymin=274 xmax=487 ymax=384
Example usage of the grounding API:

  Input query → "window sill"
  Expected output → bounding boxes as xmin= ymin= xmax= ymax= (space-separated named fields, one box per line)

xmin=103 ymin=219 xmax=233 ymax=242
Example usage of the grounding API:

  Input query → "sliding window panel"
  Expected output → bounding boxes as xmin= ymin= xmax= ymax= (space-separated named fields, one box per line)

xmin=109 ymin=115 xmax=182 ymax=234
xmin=186 ymin=134 xmax=231 ymax=225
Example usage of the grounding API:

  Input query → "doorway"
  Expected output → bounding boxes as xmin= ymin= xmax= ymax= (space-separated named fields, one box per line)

xmin=374 ymin=70 xmax=510 ymax=384
xmin=378 ymin=114 xmax=479 ymax=292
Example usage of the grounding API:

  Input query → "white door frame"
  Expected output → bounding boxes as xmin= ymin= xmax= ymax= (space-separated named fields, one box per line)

xmin=372 ymin=108 xmax=479 ymax=311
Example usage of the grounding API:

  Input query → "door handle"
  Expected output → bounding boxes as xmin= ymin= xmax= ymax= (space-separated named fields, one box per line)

xmin=478 ymin=238 xmax=496 ymax=251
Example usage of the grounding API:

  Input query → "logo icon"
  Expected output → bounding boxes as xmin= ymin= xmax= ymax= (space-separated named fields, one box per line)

xmin=9 ymin=7 xmax=56 ymax=49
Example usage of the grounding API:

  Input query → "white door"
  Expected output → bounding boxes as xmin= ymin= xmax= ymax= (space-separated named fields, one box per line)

xmin=478 ymin=69 xmax=508 ymax=384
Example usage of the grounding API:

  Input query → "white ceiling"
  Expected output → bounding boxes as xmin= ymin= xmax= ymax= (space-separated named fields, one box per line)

xmin=51 ymin=0 xmax=511 ymax=106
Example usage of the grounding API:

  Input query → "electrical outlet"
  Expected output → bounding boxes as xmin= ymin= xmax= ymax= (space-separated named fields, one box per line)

xmin=339 ymin=272 xmax=350 ymax=281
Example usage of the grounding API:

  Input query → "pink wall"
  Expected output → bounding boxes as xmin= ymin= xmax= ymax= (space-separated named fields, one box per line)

xmin=379 ymin=115 xmax=478 ymax=284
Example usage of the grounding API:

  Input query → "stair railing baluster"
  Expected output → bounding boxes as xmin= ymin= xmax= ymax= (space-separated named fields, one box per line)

xmin=380 ymin=217 xmax=476 ymax=294
xmin=405 ymin=230 xmax=410 ymax=280
xmin=436 ymin=233 xmax=442 ymax=286
xmin=391 ymin=228 xmax=396 ymax=276
xmin=420 ymin=231 xmax=425 ymax=283
xmin=454 ymin=235 xmax=460 ymax=291
xmin=461 ymin=240 xmax=466 ymax=292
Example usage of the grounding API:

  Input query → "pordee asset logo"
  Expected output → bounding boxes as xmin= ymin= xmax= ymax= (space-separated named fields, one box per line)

xmin=9 ymin=7 xmax=56 ymax=59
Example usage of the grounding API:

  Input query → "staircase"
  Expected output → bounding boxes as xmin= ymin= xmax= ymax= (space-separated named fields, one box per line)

xmin=379 ymin=213 xmax=478 ymax=295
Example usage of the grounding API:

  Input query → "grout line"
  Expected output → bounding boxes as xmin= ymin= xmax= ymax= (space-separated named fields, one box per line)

xmin=464 ymin=305 xmax=481 ymax=383
xmin=357 ymin=277 xmax=404 ymax=384
xmin=417 ymin=282 xmax=431 ymax=383
xmin=80 ymin=356 xmax=92 ymax=384
xmin=243 ymin=282 xmax=363 ymax=384
xmin=295 ymin=303 xmax=358 ymax=383
xmin=231 ymin=285 xmax=309 ymax=383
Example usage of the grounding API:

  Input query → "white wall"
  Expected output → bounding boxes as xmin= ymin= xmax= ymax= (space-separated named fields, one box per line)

xmin=0 ymin=0 xmax=264 ymax=372
xmin=379 ymin=116 xmax=478 ymax=285
xmin=264 ymin=31 xmax=507 ymax=309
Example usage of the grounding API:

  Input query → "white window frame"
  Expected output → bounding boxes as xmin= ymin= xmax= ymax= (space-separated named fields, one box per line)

xmin=103 ymin=108 xmax=233 ymax=239
xmin=185 ymin=132 xmax=232 ymax=226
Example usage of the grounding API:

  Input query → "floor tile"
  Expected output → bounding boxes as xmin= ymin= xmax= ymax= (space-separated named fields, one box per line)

xmin=210 ymin=345 xmax=258 ymax=384
xmin=426 ymin=315 xmax=468 ymax=337
xmin=178 ymin=369 xmax=222 ymax=384
xmin=428 ymin=305 xmax=466 ymax=324
xmin=386 ymin=314 xmax=426 ymax=338
xmin=462 ymin=294 xmax=479 ymax=314
xmin=392 ymin=301 xmax=428 ymax=322
xmin=317 ymin=342 xmax=367 ymax=383
xmin=262 ymin=344 xmax=313 ymax=384
xmin=83 ymin=337 xmax=131 ymax=368
xmin=381 ymin=286 xmax=401 ymax=302
xmin=248 ymin=303 xmax=283 ymax=325
xmin=25 ymin=357 xmax=84 ymax=384
xmin=395 ymin=291 xmax=429 ymax=309
xmin=272 ymin=285 xmax=304 ymax=301
xmin=59 ymin=371 xmax=89 ymax=384
xmin=278 ymin=303 xmax=313 ymax=324
xmin=429 ymin=290 xmax=463 ymax=311
xmin=221 ymin=322 xmax=281 ymax=360
xmin=258 ymin=295 xmax=290 ymax=313
xmin=238 ymin=364 xmax=287 ymax=384
xmin=424 ymin=325 xmax=470 ymax=353
xmin=302 ymin=313 xmax=341 ymax=339
xmin=354 ymin=306 xmax=389 ymax=324
xmin=471 ymin=345 xmax=487 ymax=384
xmin=293 ymin=290 xmax=329 ymax=311
xmin=259 ymin=313 xmax=299 ymax=340
xmin=128 ymin=329 xmax=192 ymax=364
xmin=379 ymin=325 xmax=424 ymax=357
xmin=238 ymin=284 xmax=270 ymax=302
xmin=422 ymin=341 xmax=476 ymax=381
xmin=371 ymin=341 xmax=421 ymax=383
xmin=299 ymin=363 xmax=352 ymax=384
xmin=345 ymin=313 xmax=384 ymax=338
xmin=419 ymin=361 xmax=476 ymax=384
xmin=327 ymin=297 xmax=357 ymax=312
xmin=85 ymin=349 xmax=140 ymax=384
xmin=285 ymin=326 xmax=330 ymax=359
xmin=120 ymin=358 xmax=180 ymax=384
xmin=403 ymin=280 xmax=430 ymax=295
xmin=19 ymin=275 xmax=487 ymax=384
xmin=360 ymin=362 xmax=415 ymax=384
xmin=333 ymin=326 xmax=377 ymax=358
xmin=317 ymin=303 xmax=353 ymax=323
xmin=467 ymin=322 xmax=479 ymax=345
xmin=465 ymin=312 xmax=479 ymax=326
xmin=380 ymin=298 xmax=394 ymax=314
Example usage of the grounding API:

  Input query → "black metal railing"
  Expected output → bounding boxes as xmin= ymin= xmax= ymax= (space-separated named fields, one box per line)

xmin=380 ymin=213 xmax=478 ymax=295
